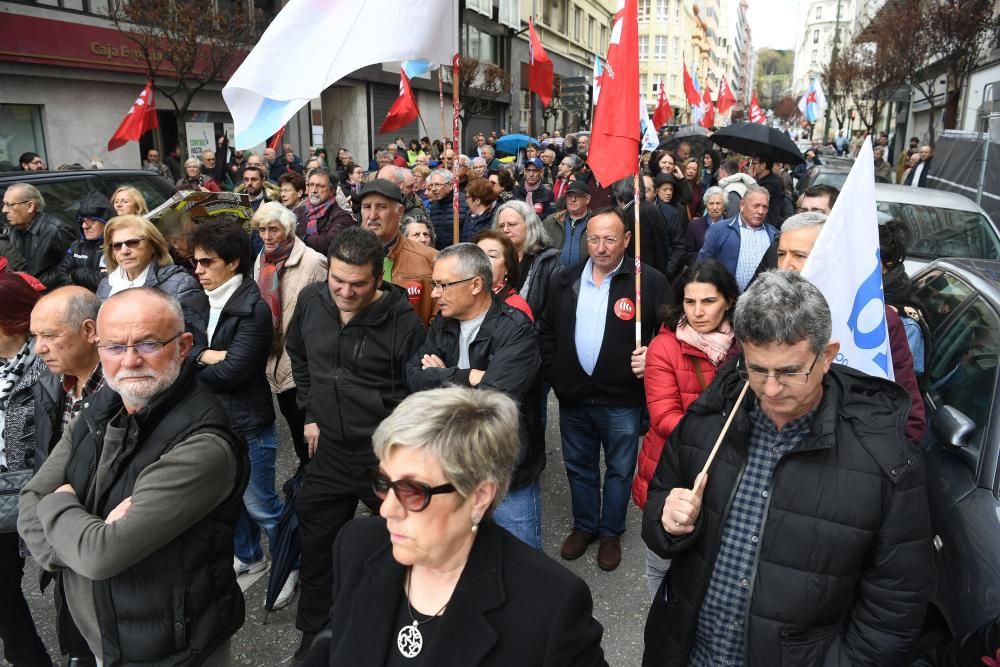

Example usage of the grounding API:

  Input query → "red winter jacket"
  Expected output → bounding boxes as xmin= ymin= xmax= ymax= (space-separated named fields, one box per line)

xmin=632 ymin=325 xmax=738 ymax=509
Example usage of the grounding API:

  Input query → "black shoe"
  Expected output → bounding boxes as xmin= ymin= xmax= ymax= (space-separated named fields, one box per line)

xmin=294 ymin=632 xmax=317 ymax=660
xmin=66 ymin=656 xmax=98 ymax=667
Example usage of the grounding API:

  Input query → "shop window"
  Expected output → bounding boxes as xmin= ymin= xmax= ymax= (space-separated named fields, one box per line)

xmin=0 ymin=104 xmax=47 ymax=173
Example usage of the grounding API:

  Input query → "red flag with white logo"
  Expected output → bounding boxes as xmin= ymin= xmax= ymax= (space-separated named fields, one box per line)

xmin=682 ymin=63 xmax=701 ymax=107
xmin=700 ymin=86 xmax=715 ymax=128
xmin=589 ymin=0 xmax=639 ymax=186
xmin=380 ymin=69 xmax=420 ymax=134
xmin=529 ymin=17 xmax=554 ymax=107
xmin=652 ymin=77 xmax=673 ymax=128
xmin=749 ymin=91 xmax=766 ymax=124
xmin=717 ymin=75 xmax=736 ymax=115
xmin=107 ymin=81 xmax=159 ymax=152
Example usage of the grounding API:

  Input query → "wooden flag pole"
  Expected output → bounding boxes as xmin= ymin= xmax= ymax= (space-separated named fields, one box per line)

xmin=699 ymin=380 xmax=751 ymax=478
xmin=632 ymin=169 xmax=642 ymax=348
xmin=452 ymin=54 xmax=460 ymax=247
xmin=438 ymin=66 xmax=446 ymax=142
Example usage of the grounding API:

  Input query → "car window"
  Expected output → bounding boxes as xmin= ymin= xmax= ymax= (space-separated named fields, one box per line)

xmin=926 ymin=297 xmax=1000 ymax=455
xmin=913 ymin=269 xmax=975 ymax=331
xmin=0 ymin=177 xmax=98 ymax=229
xmin=813 ymin=171 xmax=848 ymax=191
xmin=96 ymin=174 xmax=175 ymax=212
xmin=878 ymin=201 xmax=1000 ymax=262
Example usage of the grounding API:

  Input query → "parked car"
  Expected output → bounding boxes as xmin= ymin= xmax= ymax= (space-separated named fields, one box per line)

xmin=0 ymin=169 xmax=176 ymax=229
xmin=909 ymin=258 xmax=1000 ymax=644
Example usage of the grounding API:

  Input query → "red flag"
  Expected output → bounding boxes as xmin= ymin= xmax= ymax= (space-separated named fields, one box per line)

xmin=380 ymin=70 xmax=420 ymax=134
xmin=107 ymin=82 xmax=159 ymax=152
xmin=268 ymin=126 xmax=286 ymax=152
xmin=589 ymin=0 xmax=639 ymax=186
xmin=528 ymin=17 xmax=554 ymax=107
xmin=749 ymin=91 xmax=766 ymax=124
xmin=700 ymin=87 xmax=715 ymax=128
xmin=717 ymin=75 xmax=736 ymax=115
xmin=682 ymin=63 xmax=701 ymax=107
xmin=652 ymin=77 xmax=673 ymax=128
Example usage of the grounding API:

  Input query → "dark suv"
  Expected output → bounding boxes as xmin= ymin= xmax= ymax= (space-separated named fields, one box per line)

xmin=0 ymin=169 xmax=176 ymax=228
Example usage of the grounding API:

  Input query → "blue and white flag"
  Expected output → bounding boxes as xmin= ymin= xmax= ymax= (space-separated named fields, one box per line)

xmin=402 ymin=60 xmax=433 ymax=79
xmin=802 ymin=137 xmax=894 ymax=380
xmin=222 ymin=0 xmax=457 ymax=149
xmin=592 ymin=54 xmax=603 ymax=107
xmin=797 ymin=77 xmax=827 ymax=123
xmin=639 ymin=97 xmax=659 ymax=151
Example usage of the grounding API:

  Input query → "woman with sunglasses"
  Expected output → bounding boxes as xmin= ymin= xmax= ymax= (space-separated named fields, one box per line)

xmin=631 ymin=259 xmax=740 ymax=599
xmin=187 ymin=220 xmax=293 ymax=606
xmin=301 ymin=386 xmax=607 ymax=666
xmin=96 ymin=215 xmax=209 ymax=345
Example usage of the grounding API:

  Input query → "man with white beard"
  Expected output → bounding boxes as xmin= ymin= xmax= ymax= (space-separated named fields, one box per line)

xmin=19 ymin=288 xmax=249 ymax=666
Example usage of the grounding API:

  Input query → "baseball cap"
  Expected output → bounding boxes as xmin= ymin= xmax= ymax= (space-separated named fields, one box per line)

xmin=359 ymin=179 xmax=404 ymax=204
xmin=566 ymin=180 xmax=589 ymax=196
xmin=523 ymin=158 xmax=544 ymax=170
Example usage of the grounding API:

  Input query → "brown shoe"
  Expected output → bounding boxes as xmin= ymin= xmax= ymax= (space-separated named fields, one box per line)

xmin=560 ymin=529 xmax=598 ymax=560
xmin=597 ymin=536 xmax=622 ymax=571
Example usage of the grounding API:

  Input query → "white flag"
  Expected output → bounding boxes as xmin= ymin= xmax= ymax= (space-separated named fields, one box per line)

xmin=802 ymin=137 xmax=894 ymax=379
xmin=639 ymin=97 xmax=659 ymax=151
xmin=223 ymin=0 xmax=458 ymax=148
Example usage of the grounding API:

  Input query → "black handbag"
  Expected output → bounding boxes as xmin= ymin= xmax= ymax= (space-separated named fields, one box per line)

xmin=0 ymin=469 xmax=33 ymax=533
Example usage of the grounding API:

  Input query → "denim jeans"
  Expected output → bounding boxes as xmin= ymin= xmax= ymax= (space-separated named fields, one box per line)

xmin=645 ymin=547 xmax=672 ymax=601
xmin=493 ymin=479 xmax=542 ymax=549
xmin=559 ymin=403 xmax=641 ymax=537
xmin=234 ymin=423 xmax=285 ymax=563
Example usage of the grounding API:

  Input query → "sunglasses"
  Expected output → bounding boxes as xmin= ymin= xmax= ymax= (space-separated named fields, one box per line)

xmin=368 ymin=468 xmax=456 ymax=512
xmin=192 ymin=256 xmax=222 ymax=268
xmin=111 ymin=238 xmax=144 ymax=252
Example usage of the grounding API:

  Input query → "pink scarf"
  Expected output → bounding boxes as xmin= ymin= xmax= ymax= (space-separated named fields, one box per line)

xmin=675 ymin=319 xmax=734 ymax=366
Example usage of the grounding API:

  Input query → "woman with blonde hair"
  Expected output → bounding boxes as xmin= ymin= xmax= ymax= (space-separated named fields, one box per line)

xmin=96 ymin=214 xmax=208 ymax=343
xmin=110 ymin=185 xmax=149 ymax=216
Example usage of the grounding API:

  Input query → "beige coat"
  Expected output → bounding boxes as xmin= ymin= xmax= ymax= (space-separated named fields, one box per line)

xmin=254 ymin=235 xmax=328 ymax=393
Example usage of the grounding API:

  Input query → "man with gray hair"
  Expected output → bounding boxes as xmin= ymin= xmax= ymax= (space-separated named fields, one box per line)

xmin=698 ymin=185 xmax=776 ymax=291
xmin=642 ymin=269 xmax=932 ymax=666
xmin=20 ymin=288 xmax=249 ymax=665
xmin=481 ymin=144 xmax=501 ymax=171
xmin=426 ymin=168 xmax=470 ymax=248
xmin=406 ymin=243 xmax=544 ymax=548
xmin=376 ymin=164 xmax=429 ymax=224
xmin=3 ymin=183 xmax=76 ymax=289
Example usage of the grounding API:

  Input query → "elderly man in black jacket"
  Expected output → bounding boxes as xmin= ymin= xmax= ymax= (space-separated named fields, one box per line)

xmin=285 ymin=227 xmax=426 ymax=660
xmin=405 ymin=243 xmax=543 ymax=548
xmin=3 ymin=183 xmax=76 ymax=290
xmin=641 ymin=270 xmax=932 ymax=667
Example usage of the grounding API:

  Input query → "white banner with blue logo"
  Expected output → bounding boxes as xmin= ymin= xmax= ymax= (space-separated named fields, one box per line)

xmin=801 ymin=136 xmax=894 ymax=380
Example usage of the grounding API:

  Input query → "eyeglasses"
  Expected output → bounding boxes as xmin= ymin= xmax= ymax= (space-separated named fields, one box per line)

xmin=368 ymin=468 xmax=456 ymax=512
xmin=111 ymin=238 xmax=144 ymax=252
xmin=2 ymin=200 xmax=29 ymax=208
xmin=80 ymin=218 xmax=104 ymax=227
xmin=736 ymin=352 xmax=822 ymax=386
xmin=192 ymin=256 xmax=222 ymax=268
xmin=98 ymin=332 xmax=182 ymax=357
xmin=497 ymin=220 xmax=522 ymax=230
xmin=586 ymin=235 xmax=621 ymax=246
xmin=431 ymin=276 xmax=475 ymax=292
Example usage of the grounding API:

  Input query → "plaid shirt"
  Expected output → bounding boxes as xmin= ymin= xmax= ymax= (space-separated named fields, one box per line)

xmin=60 ymin=365 xmax=104 ymax=434
xmin=689 ymin=403 xmax=813 ymax=667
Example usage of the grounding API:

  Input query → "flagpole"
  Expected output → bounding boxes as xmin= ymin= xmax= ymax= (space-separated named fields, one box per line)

xmin=438 ymin=66 xmax=446 ymax=141
xmin=633 ymin=164 xmax=642 ymax=349
xmin=452 ymin=53 xmax=461 ymax=247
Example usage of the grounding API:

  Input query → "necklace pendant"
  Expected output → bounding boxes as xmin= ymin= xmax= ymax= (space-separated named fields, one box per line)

xmin=397 ymin=621 xmax=423 ymax=658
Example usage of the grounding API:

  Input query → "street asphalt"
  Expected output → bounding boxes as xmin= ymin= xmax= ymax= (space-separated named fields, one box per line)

xmin=23 ymin=394 xmax=650 ymax=666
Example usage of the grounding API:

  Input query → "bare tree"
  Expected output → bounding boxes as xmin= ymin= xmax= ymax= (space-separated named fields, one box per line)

xmin=109 ymin=0 xmax=264 ymax=156
xmin=446 ymin=57 xmax=511 ymax=149
xmin=821 ymin=49 xmax=857 ymax=131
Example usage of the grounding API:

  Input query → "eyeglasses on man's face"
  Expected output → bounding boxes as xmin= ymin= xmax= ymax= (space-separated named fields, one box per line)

xmin=368 ymin=468 xmax=456 ymax=512
xmin=430 ymin=276 xmax=475 ymax=292
xmin=97 ymin=332 xmax=183 ymax=357
xmin=586 ymin=235 xmax=621 ymax=246
xmin=736 ymin=352 xmax=823 ymax=386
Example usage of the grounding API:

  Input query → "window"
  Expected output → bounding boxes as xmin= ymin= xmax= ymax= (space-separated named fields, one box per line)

xmin=641 ymin=74 xmax=648 ymax=94
xmin=811 ymin=49 xmax=817 ymax=63
xmin=656 ymin=0 xmax=668 ymax=21
xmin=674 ymin=0 xmax=680 ymax=18
xmin=542 ymin=0 xmax=550 ymax=25
xmin=462 ymin=24 xmax=501 ymax=65
xmin=639 ymin=35 xmax=649 ymax=61
xmin=813 ymin=29 xmax=819 ymax=44
xmin=558 ymin=1 xmax=567 ymax=31
xmin=816 ymin=5 xmax=821 ymax=19
xmin=638 ymin=0 xmax=650 ymax=21
xmin=601 ymin=26 xmax=608 ymax=51
xmin=875 ymin=202 xmax=1000 ymax=262
xmin=589 ymin=16 xmax=595 ymax=46
xmin=670 ymin=74 xmax=678 ymax=91
xmin=654 ymin=35 xmax=667 ymax=60
xmin=0 ymin=104 xmax=46 ymax=175
xmin=519 ymin=89 xmax=531 ymax=132
xmin=574 ymin=7 xmax=583 ymax=40
xmin=672 ymin=36 xmax=680 ymax=62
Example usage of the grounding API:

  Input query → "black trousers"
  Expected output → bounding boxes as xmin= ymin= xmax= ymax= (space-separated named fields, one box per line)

xmin=0 ymin=532 xmax=51 ymax=666
xmin=294 ymin=445 xmax=380 ymax=635
xmin=276 ymin=387 xmax=309 ymax=469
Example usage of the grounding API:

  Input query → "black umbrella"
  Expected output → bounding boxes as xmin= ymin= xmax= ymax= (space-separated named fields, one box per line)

xmin=710 ymin=122 xmax=805 ymax=165
xmin=263 ymin=468 xmax=306 ymax=622
xmin=656 ymin=126 xmax=712 ymax=156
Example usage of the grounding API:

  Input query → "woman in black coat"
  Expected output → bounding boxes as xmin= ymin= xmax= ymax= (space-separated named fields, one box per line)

xmin=303 ymin=387 xmax=607 ymax=667
xmin=188 ymin=221 xmax=287 ymax=595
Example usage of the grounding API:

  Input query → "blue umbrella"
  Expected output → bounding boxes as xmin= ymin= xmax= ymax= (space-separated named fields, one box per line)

xmin=263 ymin=468 xmax=305 ymax=621
xmin=495 ymin=133 xmax=539 ymax=155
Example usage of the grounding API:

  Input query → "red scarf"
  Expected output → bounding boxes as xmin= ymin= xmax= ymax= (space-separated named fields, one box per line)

xmin=257 ymin=237 xmax=294 ymax=350
xmin=304 ymin=197 xmax=336 ymax=236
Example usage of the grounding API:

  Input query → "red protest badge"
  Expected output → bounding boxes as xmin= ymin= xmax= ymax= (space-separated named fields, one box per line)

xmin=614 ymin=297 xmax=635 ymax=320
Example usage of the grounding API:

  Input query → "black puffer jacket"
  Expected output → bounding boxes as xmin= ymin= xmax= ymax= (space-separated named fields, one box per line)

xmin=61 ymin=237 xmax=104 ymax=291
xmin=9 ymin=211 xmax=77 ymax=290
xmin=405 ymin=298 xmax=543 ymax=490
xmin=428 ymin=191 xmax=470 ymax=248
xmin=516 ymin=247 xmax=563 ymax=322
xmin=285 ymin=281 xmax=425 ymax=452
xmin=641 ymin=362 xmax=933 ymax=667
xmin=192 ymin=278 xmax=275 ymax=432
xmin=97 ymin=262 xmax=210 ymax=346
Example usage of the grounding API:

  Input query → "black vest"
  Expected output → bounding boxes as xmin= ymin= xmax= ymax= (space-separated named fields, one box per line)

xmin=64 ymin=365 xmax=248 ymax=666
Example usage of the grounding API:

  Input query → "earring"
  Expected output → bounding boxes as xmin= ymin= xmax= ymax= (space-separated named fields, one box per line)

xmin=471 ymin=514 xmax=481 ymax=533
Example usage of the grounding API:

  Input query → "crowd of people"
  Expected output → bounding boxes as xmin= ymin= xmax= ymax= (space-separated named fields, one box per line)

xmin=0 ymin=123 xmax=990 ymax=667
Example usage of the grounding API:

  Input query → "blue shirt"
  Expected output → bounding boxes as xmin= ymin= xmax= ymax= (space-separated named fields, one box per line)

xmin=688 ymin=404 xmax=813 ymax=667
xmin=574 ymin=257 xmax=622 ymax=375
xmin=734 ymin=216 xmax=772 ymax=291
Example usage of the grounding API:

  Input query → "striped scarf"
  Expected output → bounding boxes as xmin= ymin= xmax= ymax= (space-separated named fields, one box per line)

xmin=257 ymin=237 xmax=294 ymax=353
